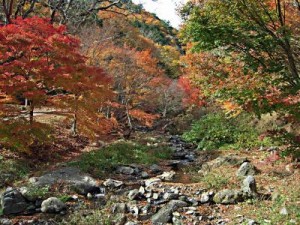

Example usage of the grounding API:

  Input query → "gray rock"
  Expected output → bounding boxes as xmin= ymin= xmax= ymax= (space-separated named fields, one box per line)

xmin=87 ymin=193 xmax=93 ymax=199
xmin=172 ymin=216 xmax=183 ymax=225
xmin=138 ymin=186 xmax=145 ymax=194
xmin=241 ymin=176 xmax=257 ymax=197
xmin=117 ymin=166 xmax=135 ymax=175
xmin=152 ymin=193 xmax=160 ymax=200
xmin=163 ymin=192 xmax=179 ymax=201
xmin=201 ymin=155 xmax=248 ymax=173
xmin=151 ymin=200 xmax=187 ymax=224
xmin=280 ymin=207 xmax=288 ymax=215
xmin=248 ymin=219 xmax=259 ymax=225
xmin=125 ymin=222 xmax=138 ymax=225
xmin=128 ymin=189 xmax=141 ymax=201
xmin=186 ymin=197 xmax=199 ymax=206
xmin=112 ymin=203 xmax=128 ymax=214
xmin=141 ymin=171 xmax=149 ymax=179
xmin=237 ymin=162 xmax=257 ymax=177
xmin=41 ymin=197 xmax=66 ymax=213
xmin=150 ymin=164 xmax=162 ymax=174
xmin=129 ymin=205 xmax=139 ymax=216
xmin=213 ymin=189 xmax=243 ymax=204
xmin=29 ymin=167 xmax=98 ymax=195
xmin=0 ymin=219 xmax=12 ymax=225
xmin=1 ymin=189 xmax=29 ymax=215
xmin=103 ymin=179 xmax=124 ymax=188
xmin=158 ymin=171 xmax=176 ymax=181
xmin=145 ymin=177 xmax=161 ymax=187
xmin=200 ymin=192 xmax=211 ymax=204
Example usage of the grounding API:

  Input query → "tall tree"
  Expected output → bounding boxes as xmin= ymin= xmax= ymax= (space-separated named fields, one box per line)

xmin=179 ymin=0 xmax=300 ymax=117
xmin=0 ymin=17 xmax=112 ymax=136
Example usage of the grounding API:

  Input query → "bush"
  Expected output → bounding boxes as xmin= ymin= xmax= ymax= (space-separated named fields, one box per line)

xmin=182 ymin=113 xmax=236 ymax=150
xmin=183 ymin=112 xmax=273 ymax=150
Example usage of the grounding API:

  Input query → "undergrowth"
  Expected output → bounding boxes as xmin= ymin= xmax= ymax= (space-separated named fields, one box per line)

xmin=183 ymin=112 xmax=273 ymax=150
xmin=69 ymin=141 xmax=173 ymax=177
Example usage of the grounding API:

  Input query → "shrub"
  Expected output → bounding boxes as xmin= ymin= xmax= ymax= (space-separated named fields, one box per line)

xmin=182 ymin=112 xmax=236 ymax=150
xmin=183 ymin=112 xmax=273 ymax=150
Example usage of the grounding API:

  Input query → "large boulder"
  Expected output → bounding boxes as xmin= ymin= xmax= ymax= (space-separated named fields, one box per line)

xmin=29 ymin=167 xmax=99 ymax=195
xmin=145 ymin=178 xmax=161 ymax=187
xmin=41 ymin=197 xmax=66 ymax=213
xmin=236 ymin=162 xmax=258 ymax=177
xmin=151 ymin=200 xmax=187 ymax=224
xmin=158 ymin=171 xmax=176 ymax=181
xmin=200 ymin=155 xmax=248 ymax=174
xmin=1 ymin=189 xmax=29 ymax=215
xmin=241 ymin=176 xmax=257 ymax=198
xmin=116 ymin=166 xmax=136 ymax=175
xmin=213 ymin=189 xmax=243 ymax=204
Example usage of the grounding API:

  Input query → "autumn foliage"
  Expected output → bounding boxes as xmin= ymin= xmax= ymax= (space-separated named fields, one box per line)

xmin=0 ymin=17 xmax=112 ymax=138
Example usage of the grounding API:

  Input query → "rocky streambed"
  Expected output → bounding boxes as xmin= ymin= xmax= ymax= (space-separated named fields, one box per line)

xmin=0 ymin=135 xmax=298 ymax=225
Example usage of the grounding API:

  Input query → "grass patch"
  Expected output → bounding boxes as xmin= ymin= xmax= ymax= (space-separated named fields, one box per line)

xmin=0 ymin=159 xmax=30 ymax=188
xmin=69 ymin=141 xmax=173 ymax=177
xmin=60 ymin=209 xmax=112 ymax=225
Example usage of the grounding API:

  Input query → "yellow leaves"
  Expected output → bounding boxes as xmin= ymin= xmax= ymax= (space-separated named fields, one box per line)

xmin=218 ymin=100 xmax=243 ymax=118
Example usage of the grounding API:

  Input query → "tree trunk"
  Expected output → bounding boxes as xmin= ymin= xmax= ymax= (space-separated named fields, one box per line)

xmin=125 ymin=102 xmax=132 ymax=129
xmin=29 ymin=104 xmax=34 ymax=125
xmin=71 ymin=112 xmax=77 ymax=135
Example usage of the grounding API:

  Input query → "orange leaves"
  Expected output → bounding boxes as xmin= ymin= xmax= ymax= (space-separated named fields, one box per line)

xmin=129 ymin=109 xmax=160 ymax=127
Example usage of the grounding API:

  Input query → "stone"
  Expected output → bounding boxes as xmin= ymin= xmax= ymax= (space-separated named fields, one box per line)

xmin=116 ymin=166 xmax=135 ymax=175
xmin=138 ymin=186 xmax=145 ymax=194
xmin=128 ymin=189 xmax=141 ymax=201
xmin=0 ymin=219 xmax=12 ymax=225
xmin=112 ymin=203 xmax=128 ymax=214
xmin=87 ymin=193 xmax=93 ymax=199
xmin=213 ymin=189 xmax=243 ymax=204
xmin=1 ymin=189 xmax=29 ymax=215
xmin=141 ymin=171 xmax=149 ymax=179
xmin=172 ymin=216 xmax=183 ymax=225
xmin=29 ymin=167 xmax=99 ymax=195
xmin=158 ymin=171 xmax=176 ymax=181
xmin=236 ymin=162 xmax=257 ymax=177
xmin=125 ymin=222 xmax=138 ymax=225
xmin=129 ymin=205 xmax=139 ymax=216
xmin=241 ymin=176 xmax=257 ymax=197
xmin=151 ymin=200 xmax=188 ymax=224
xmin=201 ymin=155 xmax=248 ymax=173
xmin=163 ymin=192 xmax=179 ymax=201
xmin=103 ymin=179 xmax=124 ymax=188
xmin=145 ymin=177 xmax=161 ymax=187
xmin=41 ymin=197 xmax=66 ymax=213
xmin=200 ymin=192 xmax=212 ymax=204
xmin=280 ymin=207 xmax=288 ymax=215
xmin=152 ymin=193 xmax=159 ymax=200
xmin=150 ymin=164 xmax=162 ymax=174
xmin=248 ymin=219 xmax=258 ymax=225
xmin=186 ymin=197 xmax=199 ymax=206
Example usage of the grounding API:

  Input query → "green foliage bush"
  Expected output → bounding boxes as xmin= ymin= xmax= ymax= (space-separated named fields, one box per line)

xmin=183 ymin=112 xmax=273 ymax=150
xmin=69 ymin=141 xmax=173 ymax=177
